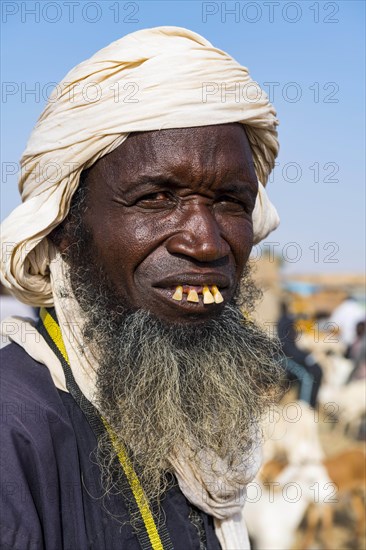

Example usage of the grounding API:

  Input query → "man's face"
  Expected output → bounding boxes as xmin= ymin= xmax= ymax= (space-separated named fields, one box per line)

xmin=69 ymin=124 xmax=257 ymax=324
xmin=55 ymin=124 xmax=282 ymax=503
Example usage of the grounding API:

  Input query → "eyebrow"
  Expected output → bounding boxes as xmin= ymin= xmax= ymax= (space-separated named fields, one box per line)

xmin=220 ymin=181 xmax=257 ymax=196
xmin=128 ymin=174 xmax=185 ymax=189
xmin=121 ymin=174 xmax=257 ymax=199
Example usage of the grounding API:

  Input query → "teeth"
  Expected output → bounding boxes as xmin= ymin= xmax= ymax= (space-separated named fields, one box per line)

xmin=211 ymin=285 xmax=224 ymax=304
xmin=187 ymin=289 xmax=199 ymax=302
xmin=172 ymin=285 xmax=224 ymax=304
xmin=172 ymin=285 xmax=183 ymax=301
xmin=203 ymin=286 xmax=215 ymax=304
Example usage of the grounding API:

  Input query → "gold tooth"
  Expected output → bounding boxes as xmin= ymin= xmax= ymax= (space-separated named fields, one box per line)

xmin=172 ymin=285 xmax=183 ymax=301
xmin=211 ymin=285 xmax=224 ymax=304
xmin=187 ymin=289 xmax=199 ymax=302
xmin=203 ymin=286 xmax=215 ymax=304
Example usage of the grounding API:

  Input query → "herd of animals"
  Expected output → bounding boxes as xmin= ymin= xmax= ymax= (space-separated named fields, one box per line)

xmin=244 ymin=337 xmax=366 ymax=550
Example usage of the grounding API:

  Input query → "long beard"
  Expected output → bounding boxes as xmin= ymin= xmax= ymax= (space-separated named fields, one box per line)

xmin=63 ymin=227 xmax=283 ymax=506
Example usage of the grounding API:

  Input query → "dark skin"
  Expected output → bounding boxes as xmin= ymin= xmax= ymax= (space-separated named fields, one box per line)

xmin=60 ymin=123 xmax=258 ymax=324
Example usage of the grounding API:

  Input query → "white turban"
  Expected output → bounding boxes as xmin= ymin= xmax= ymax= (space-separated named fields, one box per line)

xmin=0 ymin=26 xmax=279 ymax=306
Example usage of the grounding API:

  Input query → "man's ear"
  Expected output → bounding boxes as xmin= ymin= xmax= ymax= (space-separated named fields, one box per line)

xmin=48 ymin=224 xmax=72 ymax=254
xmin=47 ymin=178 xmax=88 ymax=254
xmin=57 ymin=236 xmax=72 ymax=254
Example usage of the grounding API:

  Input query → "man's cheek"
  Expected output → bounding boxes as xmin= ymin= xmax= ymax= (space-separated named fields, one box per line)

xmin=232 ymin=224 xmax=254 ymax=258
xmin=119 ymin=212 xmax=166 ymax=244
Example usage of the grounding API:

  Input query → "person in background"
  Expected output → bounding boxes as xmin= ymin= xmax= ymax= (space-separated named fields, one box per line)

xmin=346 ymin=320 xmax=366 ymax=382
xmin=330 ymin=296 xmax=365 ymax=348
xmin=277 ymin=302 xmax=323 ymax=408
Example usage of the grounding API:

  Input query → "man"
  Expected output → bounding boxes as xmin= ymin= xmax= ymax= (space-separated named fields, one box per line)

xmin=1 ymin=27 xmax=282 ymax=549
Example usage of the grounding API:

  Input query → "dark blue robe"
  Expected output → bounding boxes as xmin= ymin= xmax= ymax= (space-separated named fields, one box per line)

xmin=0 ymin=343 xmax=222 ymax=550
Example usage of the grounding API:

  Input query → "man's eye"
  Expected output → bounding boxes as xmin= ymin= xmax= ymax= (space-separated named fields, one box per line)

xmin=216 ymin=195 xmax=249 ymax=212
xmin=135 ymin=192 xmax=174 ymax=207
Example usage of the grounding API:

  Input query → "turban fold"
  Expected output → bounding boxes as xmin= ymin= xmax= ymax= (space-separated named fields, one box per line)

xmin=1 ymin=26 xmax=279 ymax=306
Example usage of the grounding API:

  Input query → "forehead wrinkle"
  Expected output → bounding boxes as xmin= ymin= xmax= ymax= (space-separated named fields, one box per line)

xmin=154 ymin=135 xmax=246 ymax=193
xmin=168 ymin=126 xmax=255 ymax=192
xmin=125 ymin=137 xmax=221 ymax=192
xmin=88 ymin=124 xmax=256 ymax=196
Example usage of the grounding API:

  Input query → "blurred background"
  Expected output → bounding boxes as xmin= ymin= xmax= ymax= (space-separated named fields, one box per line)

xmin=1 ymin=1 xmax=365 ymax=548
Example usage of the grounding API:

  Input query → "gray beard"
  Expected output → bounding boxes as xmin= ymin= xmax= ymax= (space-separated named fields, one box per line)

xmin=64 ymin=253 xmax=283 ymax=505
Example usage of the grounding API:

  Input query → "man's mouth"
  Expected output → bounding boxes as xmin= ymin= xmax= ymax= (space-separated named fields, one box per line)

xmin=172 ymin=285 xmax=224 ymax=304
xmin=152 ymin=272 xmax=231 ymax=308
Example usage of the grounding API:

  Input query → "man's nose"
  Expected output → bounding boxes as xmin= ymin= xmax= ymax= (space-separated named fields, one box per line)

xmin=165 ymin=202 xmax=230 ymax=262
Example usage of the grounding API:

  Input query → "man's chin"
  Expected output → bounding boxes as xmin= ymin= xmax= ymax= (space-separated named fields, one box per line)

xmin=103 ymin=301 xmax=227 ymax=329
xmin=151 ymin=307 xmax=226 ymax=327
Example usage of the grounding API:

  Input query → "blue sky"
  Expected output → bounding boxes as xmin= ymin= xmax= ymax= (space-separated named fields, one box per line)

xmin=1 ymin=0 xmax=365 ymax=274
